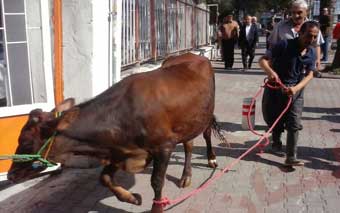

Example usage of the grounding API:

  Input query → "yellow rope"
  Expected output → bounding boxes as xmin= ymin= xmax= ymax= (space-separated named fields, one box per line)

xmin=43 ymin=112 xmax=60 ymax=159
xmin=43 ymin=135 xmax=55 ymax=159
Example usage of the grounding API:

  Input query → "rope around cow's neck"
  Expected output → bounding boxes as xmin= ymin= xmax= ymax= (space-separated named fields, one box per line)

xmin=0 ymin=112 xmax=62 ymax=167
xmin=0 ymin=133 xmax=57 ymax=167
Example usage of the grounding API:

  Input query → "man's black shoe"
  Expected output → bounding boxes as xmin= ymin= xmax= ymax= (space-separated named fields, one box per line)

xmin=271 ymin=142 xmax=282 ymax=152
xmin=284 ymin=158 xmax=304 ymax=166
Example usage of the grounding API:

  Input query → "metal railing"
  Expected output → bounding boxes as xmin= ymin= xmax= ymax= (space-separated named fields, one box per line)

xmin=121 ymin=0 xmax=210 ymax=67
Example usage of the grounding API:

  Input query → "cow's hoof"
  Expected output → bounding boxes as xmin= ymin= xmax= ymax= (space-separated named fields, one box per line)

xmin=151 ymin=203 xmax=164 ymax=213
xmin=130 ymin=193 xmax=142 ymax=205
xmin=208 ymin=159 xmax=218 ymax=168
xmin=179 ymin=176 xmax=191 ymax=188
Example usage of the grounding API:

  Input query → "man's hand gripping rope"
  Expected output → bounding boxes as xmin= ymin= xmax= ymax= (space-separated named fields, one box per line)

xmin=247 ymin=77 xmax=292 ymax=152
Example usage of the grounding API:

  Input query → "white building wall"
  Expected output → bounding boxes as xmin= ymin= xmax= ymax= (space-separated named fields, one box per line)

xmin=62 ymin=0 xmax=94 ymax=103
xmin=92 ymin=0 xmax=111 ymax=96
xmin=62 ymin=0 xmax=120 ymax=103
xmin=112 ymin=0 xmax=122 ymax=84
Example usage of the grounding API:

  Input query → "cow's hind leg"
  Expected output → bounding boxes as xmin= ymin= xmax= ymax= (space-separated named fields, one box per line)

xmin=203 ymin=127 xmax=218 ymax=168
xmin=100 ymin=165 xmax=142 ymax=205
xmin=179 ymin=140 xmax=193 ymax=188
xmin=151 ymin=146 xmax=173 ymax=213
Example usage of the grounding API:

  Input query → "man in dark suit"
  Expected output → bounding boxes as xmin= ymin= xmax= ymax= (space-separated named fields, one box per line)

xmin=238 ymin=15 xmax=259 ymax=69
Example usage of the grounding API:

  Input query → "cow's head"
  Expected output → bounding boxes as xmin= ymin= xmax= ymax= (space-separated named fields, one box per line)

xmin=7 ymin=98 xmax=75 ymax=183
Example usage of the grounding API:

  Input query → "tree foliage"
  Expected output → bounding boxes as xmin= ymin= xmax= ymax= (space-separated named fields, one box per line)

xmin=205 ymin=0 xmax=339 ymax=24
xmin=206 ymin=0 xmax=291 ymax=19
xmin=320 ymin=0 xmax=332 ymax=11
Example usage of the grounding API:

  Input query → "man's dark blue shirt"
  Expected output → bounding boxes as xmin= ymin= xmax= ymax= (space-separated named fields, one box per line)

xmin=265 ymin=38 xmax=316 ymax=85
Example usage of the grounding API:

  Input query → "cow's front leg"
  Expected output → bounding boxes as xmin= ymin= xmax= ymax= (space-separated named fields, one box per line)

xmin=151 ymin=146 xmax=173 ymax=213
xmin=204 ymin=127 xmax=218 ymax=168
xmin=100 ymin=165 xmax=142 ymax=205
xmin=179 ymin=140 xmax=193 ymax=188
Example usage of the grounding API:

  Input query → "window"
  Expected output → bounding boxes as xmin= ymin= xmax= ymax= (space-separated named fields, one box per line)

xmin=0 ymin=0 xmax=53 ymax=117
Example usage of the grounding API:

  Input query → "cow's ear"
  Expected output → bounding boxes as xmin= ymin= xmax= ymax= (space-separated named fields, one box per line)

xmin=56 ymin=107 xmax=80 ymax=131
xmin=27 ymin=109 xmax=43 ymax=125
xmin=52 ymin=98 xmax=75 ymax=113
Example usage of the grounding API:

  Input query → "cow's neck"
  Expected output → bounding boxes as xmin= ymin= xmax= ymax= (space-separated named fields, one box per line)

xmin=57 ymin=102 xmax=128 ymax=146
xmin=47 ymin=134 xmax=111 ymax=168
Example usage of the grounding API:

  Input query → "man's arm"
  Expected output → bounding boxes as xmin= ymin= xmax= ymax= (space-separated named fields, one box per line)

xmin=254 ymin=25 xmax=259 ymax=46
xmin=217 ymin=25 xmax=223 ymax=39
xmin=326 ymin=15 xmax=331 ymax=27
xmin=217 ymin=25 xmax=223 ymax=48
xmin=315 ymin=31 xmax=324 ymax=70
xmin=235 ymin=22 xmax=240 ymax=40
xmin=259 ymin=55 xmax=279 ymax=82
xmin=288 ymin=48 xmax=317 ymax=95
xmin=267 ymin=22 xmax=280 ymax=48
xmin=316 ymin=46 xmax=321 ymax=70
xmin=285 ymin=71 xmax=313 ymax=96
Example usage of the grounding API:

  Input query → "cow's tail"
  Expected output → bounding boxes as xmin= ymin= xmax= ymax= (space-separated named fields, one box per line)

xmin=211 ymin=115 xmax=230 ymax=147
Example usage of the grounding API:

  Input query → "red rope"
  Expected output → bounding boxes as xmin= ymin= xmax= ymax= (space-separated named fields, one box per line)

xmin=247 ymin=78 xmax=291 ymax=152
xmin=153 ymin=78 xmax=292 ymax=208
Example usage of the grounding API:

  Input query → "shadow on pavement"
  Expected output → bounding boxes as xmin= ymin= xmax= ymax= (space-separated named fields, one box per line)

xmin=217 ymin=121 xmax=267 ymax=132
xmin=165 ymin=167 xmax=218 ymax=212
xmin=303 ymin=107 xmax=340 ymax=115
xmin=302 ymin=115 xmax=340 ymax=123
xmin=172 ymin=142 xmax=340 ymax=179
xmin=2 ymin=141 xmax=339 ymax=212
xmin=302 ymin=107 xmax=340 ymax=124
xmin=0 ymin=168 xmax=146 ymax=213
xmin=214 ymin=68 xmax=266 ymax=76
xmin=0 ymin=180 xmax=13 ymax=191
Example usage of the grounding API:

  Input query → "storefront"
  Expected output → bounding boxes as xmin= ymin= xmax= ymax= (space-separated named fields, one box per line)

xmin=0 ymin=0 xmax=211 ymax=179
xmin=0 ymin=0 xmax=55 ymax=176
xmin=0 ymin=0 xmax=122 ymax=178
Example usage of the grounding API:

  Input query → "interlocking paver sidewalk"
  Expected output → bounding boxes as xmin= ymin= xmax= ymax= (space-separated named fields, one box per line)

xmin=0 ymin=38 xmax=339 ymax=213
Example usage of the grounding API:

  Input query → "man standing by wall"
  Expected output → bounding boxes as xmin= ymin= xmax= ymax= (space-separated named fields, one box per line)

xmin=239 ymin=15 xmax=259 ymax=70
xmin=218 ymin=14 xmax=239 ymax=69
xmin=319 ymin=7 xmax=331 ymax=62
xmin=268 ymin=0 xmax=324 ymax=78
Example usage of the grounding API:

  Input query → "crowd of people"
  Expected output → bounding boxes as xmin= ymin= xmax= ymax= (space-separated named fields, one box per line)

xmin=217 ymin=0 xmax=339 ymax=77
xmin=217 ymin=14 xmax=260 ymax=70
xmin=218 ymin=0 xmax=339 ymax=167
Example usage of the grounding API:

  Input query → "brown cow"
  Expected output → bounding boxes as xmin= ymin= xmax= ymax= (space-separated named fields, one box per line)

xmin=7 ymin=53 xmax=226 ymax=213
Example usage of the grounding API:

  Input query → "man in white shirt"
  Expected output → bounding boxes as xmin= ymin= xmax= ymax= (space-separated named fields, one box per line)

xmin=238 ymin=15 xmax=259 ymax=69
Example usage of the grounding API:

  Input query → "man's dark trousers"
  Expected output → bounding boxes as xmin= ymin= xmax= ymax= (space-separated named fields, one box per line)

xmin=321 ymin=36 xmax=329 ymax=61
xmin=221 ymin=38 xmax=235 ymax=68
xmin=262 ymin=86 xmax=304 ymax=159
xmin=241 ymin=45 xmax=255 ymax=69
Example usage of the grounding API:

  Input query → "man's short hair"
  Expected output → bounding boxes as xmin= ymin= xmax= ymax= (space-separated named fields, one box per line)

xmin=244 ymin=14 xmax=251 ymax=19
xmin=300 ymin=21 xmax=319 ymax=34
xmin=291 ymin=0 xmax=308 ymax=9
